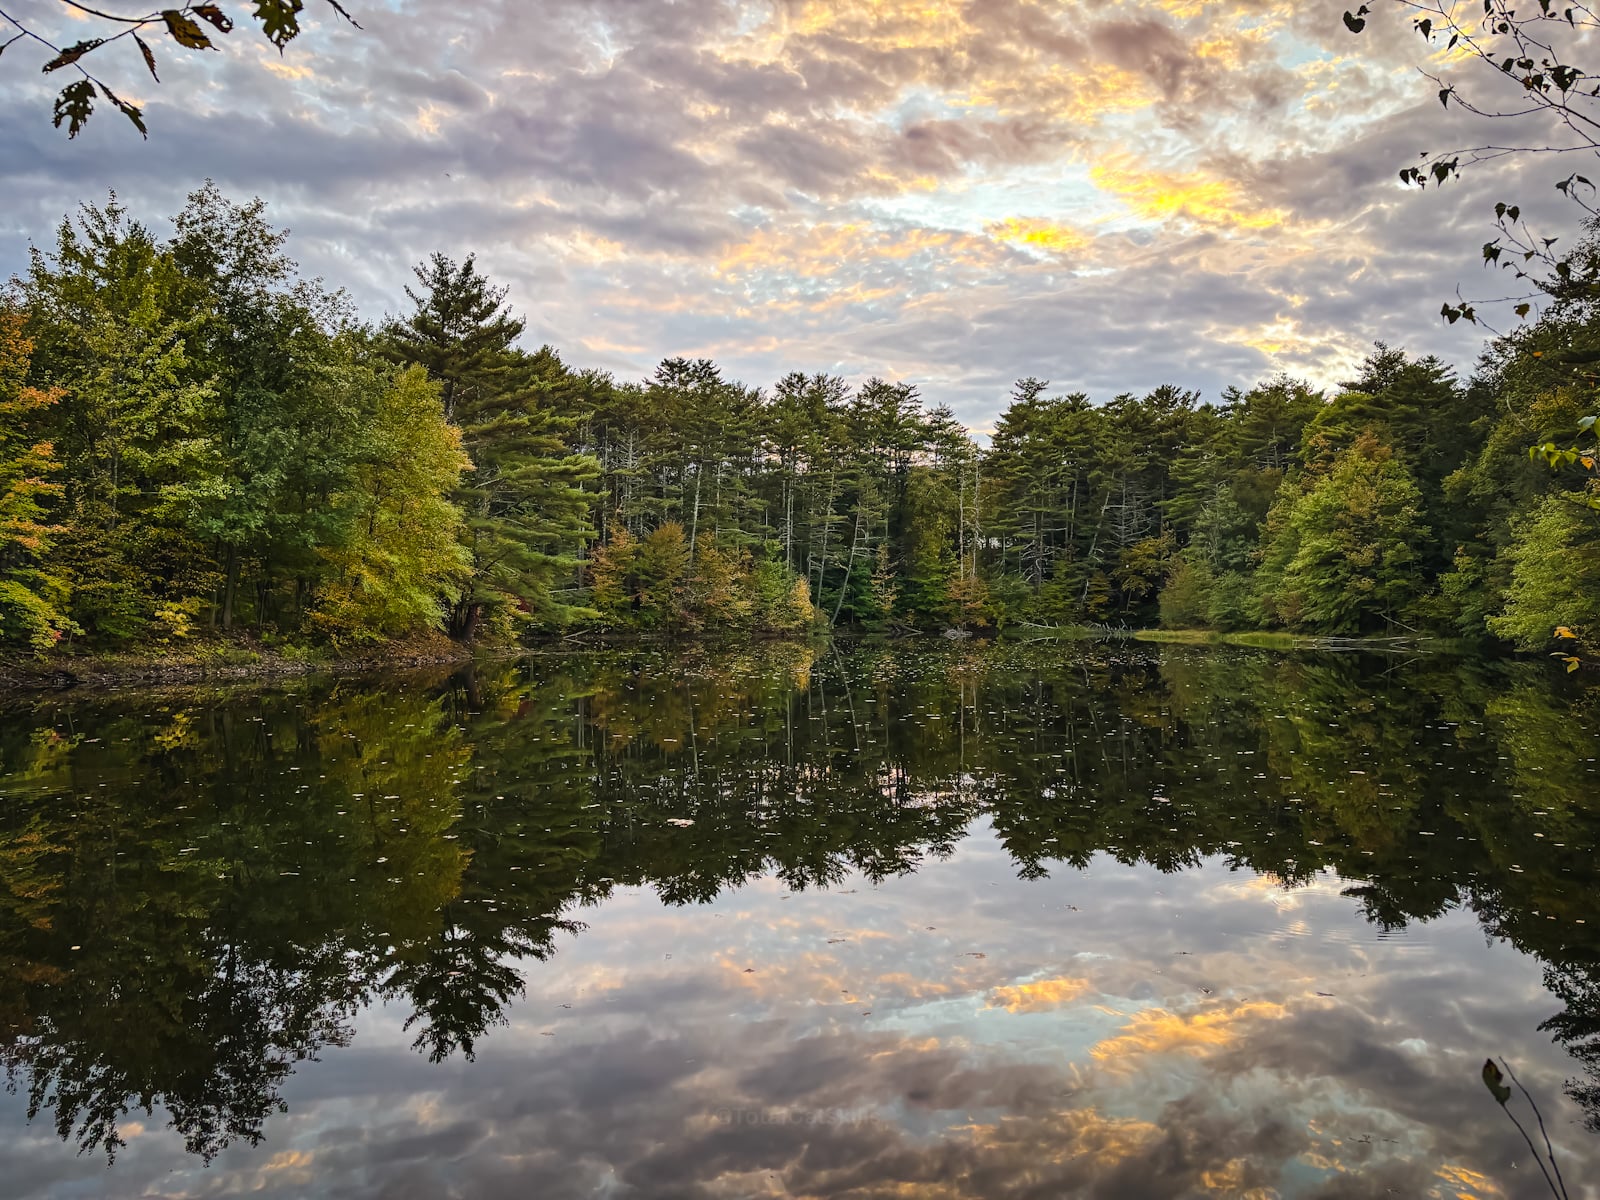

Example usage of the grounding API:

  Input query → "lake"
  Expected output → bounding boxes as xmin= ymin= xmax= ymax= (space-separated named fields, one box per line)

xmin=1 ymin=642 xmax=1596 ymax=1199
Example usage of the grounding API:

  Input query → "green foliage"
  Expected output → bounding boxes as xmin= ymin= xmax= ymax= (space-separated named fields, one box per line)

xmin=306 ymin=366 xmax=472 ymax=646
xmin=9 ymin=188 xmax=1600 ymax=660
xmin=1158 ymin=558 xmax=1211 ymax=629
xmin=10 ymin=191 xmax=495 ymax=654
xmin=1489 ymin=494 xmax=1600 ymax=651
xmin=1257 ymin=434 xmax=1431 ymax=634
xmin=382 ymin=260 xmax=600 ymax=638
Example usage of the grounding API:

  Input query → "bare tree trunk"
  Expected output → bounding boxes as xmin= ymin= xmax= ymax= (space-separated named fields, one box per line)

xmin=832 ymin=501 xmax=867 ymax=626
xmin=812 ymin=470 xmax=836 ymax=606
xmin=966 ymin=457 xmax=979 ymax=579
xmin=784 ymin=476 xmax=794 ymax=571
xmin=1081 ymin=488 xmax=1113 ymax=605
xmin=689 ymin=462 xmax=702 ymax=559
xmin=222 ymin=544 xmax=240 ymax=632
xmin=958 ymin=466 xmax=965 ymax=581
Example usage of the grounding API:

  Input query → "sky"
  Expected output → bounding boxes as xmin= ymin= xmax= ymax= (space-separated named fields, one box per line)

xmin=0 ymin=0 xmax=1569 ymax=431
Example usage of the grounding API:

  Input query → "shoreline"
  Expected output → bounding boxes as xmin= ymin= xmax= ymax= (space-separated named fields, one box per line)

xmin=0 ymin=625 xmax=1497 ymax=695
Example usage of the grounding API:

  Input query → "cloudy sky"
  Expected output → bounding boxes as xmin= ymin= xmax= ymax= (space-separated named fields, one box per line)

xmin=0 ymin=0 xmax=1567 ymax=429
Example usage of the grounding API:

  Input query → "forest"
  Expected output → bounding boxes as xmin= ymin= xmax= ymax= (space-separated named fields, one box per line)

xmin=2 ymin=185 xmax=1598 ymax=659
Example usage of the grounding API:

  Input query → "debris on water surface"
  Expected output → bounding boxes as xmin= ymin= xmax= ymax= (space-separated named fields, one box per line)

xmin=666 ymin=818 xmax=695 ymax=828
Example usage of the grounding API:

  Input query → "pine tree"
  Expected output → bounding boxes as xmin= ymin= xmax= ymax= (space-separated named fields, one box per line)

xmin=21 ymin=199 xmax=223 ymax=642
xmin=384 ymin=259 xmax=599 ymax=639
xmin=381 ymin=253 xmax=523 ymax=421
xmin=448 ymin=349 xmax=599 ymax=638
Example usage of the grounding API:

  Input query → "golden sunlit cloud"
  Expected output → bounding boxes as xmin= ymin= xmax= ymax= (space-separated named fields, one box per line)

xmin=987 ymin=975 xmax=1094 ymax=1012
xmin=956 ymin=1106 xmax=1164 ymax=1170
xmin=1091 ymin=155 xmax=1286 ymax=231
xmin=262 ymin=59 xmax=314 ymax=81
xmin=987 ymin=218 xmax=1092 ymax=256
xmin=1199 ymin=1158 xmax=1248 ymax=1193
xmin=730 ymin=0 xmax=1154 ymax=125
xmin=782 ymin=0 xmax=974 ymax=52
xmin=961 ymin=63 xmax=1153 ymax=123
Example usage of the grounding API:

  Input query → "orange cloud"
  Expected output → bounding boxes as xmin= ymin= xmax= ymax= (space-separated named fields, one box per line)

xmin=1435 ymin=1163 xmax=1505 ymax=1199
xmin=1091 ymin=155 xmax=1285 ymax=230
xmin=782 ymin=0 xmax=974 ymax=52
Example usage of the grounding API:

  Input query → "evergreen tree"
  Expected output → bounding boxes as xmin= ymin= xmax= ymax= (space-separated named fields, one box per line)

xmin=20 ymin=198 xmax=222 ymax=642
xmin=1489 ymin=494 xmax=1600 ymax=651
xmin=384 ymin=258 xmax=599 ymax=639
xmin=381 ymin=253 xmax=523 ymax=421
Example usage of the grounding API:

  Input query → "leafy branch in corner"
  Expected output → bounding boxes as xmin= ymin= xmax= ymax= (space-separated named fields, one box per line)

xmin=1344 ymin=1 xmax=1600 ymax=325
xmin=0 ymin=0 xmax=358 ymax=138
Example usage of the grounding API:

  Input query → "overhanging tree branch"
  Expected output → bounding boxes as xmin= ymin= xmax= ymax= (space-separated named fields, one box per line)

xmin=0 ymin=0 xmax=358 ymax=137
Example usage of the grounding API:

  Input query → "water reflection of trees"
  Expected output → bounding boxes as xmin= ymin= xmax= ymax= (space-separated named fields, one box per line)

xmin=0 ymin=642 xmax=1597 ymax=1157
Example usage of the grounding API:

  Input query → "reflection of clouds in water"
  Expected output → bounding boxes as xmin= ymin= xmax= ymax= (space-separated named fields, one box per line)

xmin=14 ymin=828 xmax=1583 ymax=1200
xmin=1089 ymin=998 xmax=1292 ymax=1064
xmin=987 ymin=976 xmax=1094 ymax=1013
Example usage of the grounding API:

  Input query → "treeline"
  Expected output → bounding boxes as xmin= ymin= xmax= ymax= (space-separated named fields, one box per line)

xmin=1 ymin=187 xmax=1597 ymax=655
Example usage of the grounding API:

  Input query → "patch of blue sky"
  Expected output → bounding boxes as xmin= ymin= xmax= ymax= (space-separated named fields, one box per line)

xmin=884 ymin=84 xmax=973 ymax=129
xmin=860 ymin=987 xmax=1135 ymax=1065
xmin=863 ymin=164 xmax=1121 ymax=240
xmin=730 ymin=0 xmax=778 ymax=41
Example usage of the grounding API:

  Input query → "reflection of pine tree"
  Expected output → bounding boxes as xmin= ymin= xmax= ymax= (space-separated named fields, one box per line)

xmin=387 ymin=663 xmax=607 ymax=1060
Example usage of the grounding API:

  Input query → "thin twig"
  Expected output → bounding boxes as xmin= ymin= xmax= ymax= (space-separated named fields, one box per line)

xmin=1500 ymin=1102 xmax=1564 ymax=1200
xmin=1500 ymin=1057 xmax=1570 ymax=1200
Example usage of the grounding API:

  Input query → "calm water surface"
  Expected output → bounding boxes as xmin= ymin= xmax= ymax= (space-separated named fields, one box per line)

xmin=1 ymin=643 xmax=1597 ymax=1199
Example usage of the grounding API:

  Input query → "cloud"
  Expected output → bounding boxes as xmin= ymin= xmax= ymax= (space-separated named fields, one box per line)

xmin=987 ymin=218 xmax=1093 ymax=256
xmin=1091 ymin=154 xmax=1288 ymax=231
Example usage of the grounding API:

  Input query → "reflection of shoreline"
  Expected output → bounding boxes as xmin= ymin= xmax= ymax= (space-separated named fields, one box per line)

xmin=0 ymin=643 xmax=1596 ymax=1180
xmin=0 ymin=639 xmax=480 ymax=696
